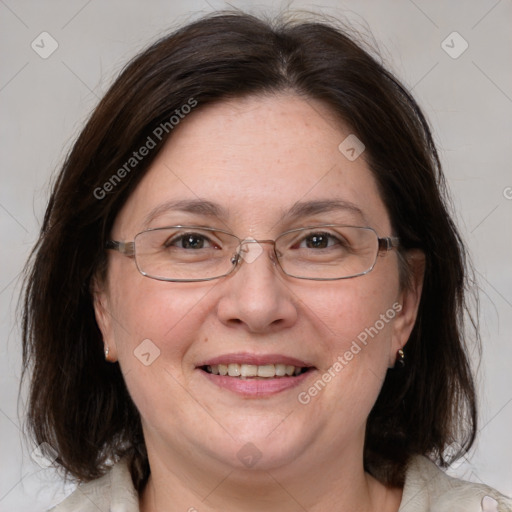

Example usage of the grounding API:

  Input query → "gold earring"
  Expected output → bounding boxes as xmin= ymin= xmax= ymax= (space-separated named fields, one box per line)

xmin=104 ymin=346 xmax=110 ymax=361
xmin=396 ymin=348 xmax=405 ymax=368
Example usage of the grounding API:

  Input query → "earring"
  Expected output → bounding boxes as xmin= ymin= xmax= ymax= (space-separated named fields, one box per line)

xmin=396 ymin=348 xmax=405 ymax=368
xmin=104 ymin=346 xmax=111 ymax=362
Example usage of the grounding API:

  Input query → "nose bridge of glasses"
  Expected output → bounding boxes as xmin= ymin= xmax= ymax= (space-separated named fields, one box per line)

xmin=239 ymin=238 xmax=276 ymax=246
xmin=235 ymin=238 xmax=277 ymax=265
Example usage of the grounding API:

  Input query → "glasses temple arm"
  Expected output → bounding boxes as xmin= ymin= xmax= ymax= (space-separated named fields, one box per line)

xmin=378 ymin=236 xmax=400 ymax=252
xmin=105 ymin=240 xmax=135 ymax=257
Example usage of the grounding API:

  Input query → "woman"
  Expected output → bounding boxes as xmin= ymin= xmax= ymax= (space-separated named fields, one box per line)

xmin=21 ymin=11 xmax=512 ymax=512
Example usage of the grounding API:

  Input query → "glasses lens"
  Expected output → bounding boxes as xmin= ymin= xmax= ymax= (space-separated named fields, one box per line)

xmin=134 ymin=227 xmax=239 ymax=281
xmin=275 ymin=226 xmax=379 ymax=279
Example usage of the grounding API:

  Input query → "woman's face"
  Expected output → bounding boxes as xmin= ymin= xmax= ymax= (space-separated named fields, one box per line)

xmin=95 ymin=94 xmax=421 ymax=476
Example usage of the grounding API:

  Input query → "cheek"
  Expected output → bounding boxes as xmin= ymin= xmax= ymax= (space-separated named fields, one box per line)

xmin=107 ymin=276 xmax=218 ymax=434
xmin=107 ymin=266 xmax=214 ymax=371
xmin=316 ymin=270 xmax=401 ymax=398
xmin=296 ymin=286 xmax=399 ymax=430
xmin=295 ymin=268 xmax=401 ymax=417
xmin=303 ymin=270 xmax=399 ymax=355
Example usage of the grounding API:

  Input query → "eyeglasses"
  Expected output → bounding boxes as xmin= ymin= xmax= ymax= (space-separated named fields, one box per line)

xmin=106 ymin=225 xmax=400 ymax=282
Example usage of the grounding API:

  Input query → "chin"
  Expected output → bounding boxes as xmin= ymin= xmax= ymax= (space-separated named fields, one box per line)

xmin=207 ymin=420 xmax=312 ymax=471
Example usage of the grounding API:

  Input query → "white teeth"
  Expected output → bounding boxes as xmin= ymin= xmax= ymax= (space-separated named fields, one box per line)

xmin=227 ymin=363 xmax=241 ymax=377
xmin=204 ymin=363 xmax=307 ymax=378
xmin=207 ymin=365 xmax=219 ymax=375
xmin=257 ymin=364 xmax=276 ymax=378
xmin=275 ymin=364 xmax=287 ymax=376
xmin=240 ymin=364 xmax=258 ymax=377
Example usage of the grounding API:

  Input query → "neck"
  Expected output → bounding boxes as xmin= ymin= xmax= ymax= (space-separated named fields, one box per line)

xmin=139 ymin=442 xmax=402 ymax=512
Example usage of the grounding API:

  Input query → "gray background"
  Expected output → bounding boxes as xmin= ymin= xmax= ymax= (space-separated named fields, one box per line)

xmin=1 ymin=0 xmax=511 ymax=510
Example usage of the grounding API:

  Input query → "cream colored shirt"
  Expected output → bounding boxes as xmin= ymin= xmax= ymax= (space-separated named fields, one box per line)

xmin=50 ymin=455 xmax=512 ymax=511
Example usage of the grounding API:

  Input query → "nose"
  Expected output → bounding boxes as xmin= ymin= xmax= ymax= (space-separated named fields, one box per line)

xmin=216 ymin=240 xmax=298 ymax=333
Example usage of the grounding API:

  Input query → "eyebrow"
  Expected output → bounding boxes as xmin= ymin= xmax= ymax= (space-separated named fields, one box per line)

xmin=141 ymin=198 xmax=367 ymax=229
xmin=142 ymin=199 xmax=229 ymax=229
xmin=281 ymin=199 xmax=366 ymax=223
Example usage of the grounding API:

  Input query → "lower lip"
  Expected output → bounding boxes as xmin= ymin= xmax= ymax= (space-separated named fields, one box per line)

xmin=199 ymin=369 xmax=315 ymax=397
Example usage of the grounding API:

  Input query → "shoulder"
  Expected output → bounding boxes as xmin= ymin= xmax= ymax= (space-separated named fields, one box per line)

xmin=48 ymin=458 xmax=139 ymax=512
xmin=400 ymin=455 xmax=512 ymax=512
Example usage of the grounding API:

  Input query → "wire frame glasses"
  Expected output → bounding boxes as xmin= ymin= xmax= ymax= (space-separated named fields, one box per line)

xmin=106 ymin=225 xmax=400 ymax=282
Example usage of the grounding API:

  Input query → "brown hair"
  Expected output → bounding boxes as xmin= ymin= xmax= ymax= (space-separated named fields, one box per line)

xmin=21 ymin=11 xmax=478 ymax=490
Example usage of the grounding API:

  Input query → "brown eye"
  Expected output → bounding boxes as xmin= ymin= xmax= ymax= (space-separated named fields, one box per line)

xmin=304 ymin=233 xmax=331 ymax=249
xmin=180 ymin=234 xmax=207 ymax=249
xmin=298 ymin=232 xmax=341 ymax=249
xmin=165 ymin=233 xmax=214 ymax=250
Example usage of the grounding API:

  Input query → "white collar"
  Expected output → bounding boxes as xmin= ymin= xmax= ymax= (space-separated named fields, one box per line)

xmin=52 ymin=455 xmax=512 ymax=512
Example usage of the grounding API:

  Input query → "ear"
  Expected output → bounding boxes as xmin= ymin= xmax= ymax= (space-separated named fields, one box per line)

xmin=91 ymin=276 xmax=118 ymax=362
xmin=389 ymin=250 xmax=425 ymax=367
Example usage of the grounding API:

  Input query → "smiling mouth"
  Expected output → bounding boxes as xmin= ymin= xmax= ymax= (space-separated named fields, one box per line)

xmin=200 ymin=363 xmax=312 ymax=379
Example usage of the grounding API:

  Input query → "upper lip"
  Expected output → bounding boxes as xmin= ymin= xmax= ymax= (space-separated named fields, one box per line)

xmin=197 ymin=352 xmax=314 ymax=368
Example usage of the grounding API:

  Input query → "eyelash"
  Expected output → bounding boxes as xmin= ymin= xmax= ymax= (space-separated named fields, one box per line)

xmin=164 ymin=231 xmax=345 ymax=250
xmin=164 ymin=232 xmax=218 ymax=249
xmin=294 ymin=232 xmax=344 ymax=249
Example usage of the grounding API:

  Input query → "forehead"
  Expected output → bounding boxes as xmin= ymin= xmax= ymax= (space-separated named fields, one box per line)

xmin=113 ymin=93 xmax=391 ymax=237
